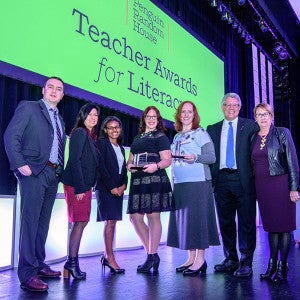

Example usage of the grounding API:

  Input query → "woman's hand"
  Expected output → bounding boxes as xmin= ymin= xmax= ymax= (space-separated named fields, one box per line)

xmin=117 ymin=184 xmax=126 ymax=196
xmin=127 ymin=162 xmax=137 ymax=173
xmin=183 ymin=154 xmax=196 ymax=164
xmin=290 ymin=191 xmax=300 ymax=202
xmin=111 ymin=187 xmax=119 ymax=196
xmin=142 ymin=163 xmax=158 ymax=173
xmin=75 ymin=193 xmax=85 ymax=201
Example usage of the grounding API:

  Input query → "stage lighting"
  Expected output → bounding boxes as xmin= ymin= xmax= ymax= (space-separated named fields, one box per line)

xmin=238 ymin=0 xmax=246 ymax=5
xmin=210 ymin=0 xmax=217 ymax=7
xmin=232 ymin=20 xmax=239 ymax=29
xmin=217 ymin=3 xmax=223 ymax=14
xmin=273 ymin=42 xmax=288 ymax=60
xmin=227 ymin=13 xmax=233 ymax=24
xmin=274 ymin=42 xmax=284 ymax=54
xmin=278 ymin=51 xmax=288 ymax=60
xmin=259 ymin=20 xmax=268 ymax=33
xmin=237 ymin=25 xmax=243 ymax=34
xmin=244 ymin=34 xmax=251 ymax=44
xmin=221 ymin=10 xmax=229 ymax=21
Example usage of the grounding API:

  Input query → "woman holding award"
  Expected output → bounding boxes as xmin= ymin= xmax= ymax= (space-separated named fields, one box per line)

xmin=127 ymin=106 xmax=174 ymax=273
xmin=167 ymin=101 xmax=220 ymax=276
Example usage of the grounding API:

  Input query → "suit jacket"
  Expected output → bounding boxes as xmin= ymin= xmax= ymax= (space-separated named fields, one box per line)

xmin=4 ymin=100 xmax=66 ymax=175
xmin=95 ymin=137 xmax=128 ymax=192
xmin=61 ymin=127 xmax=99 ymax=194
xmin=207 ymin=117 xmax=258 ymax=194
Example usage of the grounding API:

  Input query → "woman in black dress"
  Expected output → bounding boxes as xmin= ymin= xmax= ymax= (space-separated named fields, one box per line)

xmin=95 ymin=116 xmax=127 ymax=274
xmin=127 ymin=106 xmax=174 ymax=273
xmin=251 ymin=103 xmax=299 ymax=283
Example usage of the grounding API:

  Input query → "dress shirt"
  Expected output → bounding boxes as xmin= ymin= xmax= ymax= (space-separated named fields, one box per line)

xmin=42 ymin=99 xmax=63 ymax=164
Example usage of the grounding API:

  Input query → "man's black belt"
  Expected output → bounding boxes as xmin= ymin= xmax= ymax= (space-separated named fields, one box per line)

xmin=220 ymin=168 xmax=238 ymax=174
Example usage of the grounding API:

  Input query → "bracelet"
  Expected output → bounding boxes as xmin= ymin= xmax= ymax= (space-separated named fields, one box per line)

xmin=156 ymin=163 xmax=161 ymax=170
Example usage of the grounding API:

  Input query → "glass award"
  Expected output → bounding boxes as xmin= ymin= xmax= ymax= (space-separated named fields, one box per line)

xmin=172 ymin=140 xmax=185 ymax=159
xmin=131 ymin=152 xmax=148 ymax=170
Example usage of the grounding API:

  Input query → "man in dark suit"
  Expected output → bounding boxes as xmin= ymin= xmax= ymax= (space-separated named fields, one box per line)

xmin=207 ymin=92 xmax=258 ymax=278
xmin=4 ymin=77 xmax=66 ymax=291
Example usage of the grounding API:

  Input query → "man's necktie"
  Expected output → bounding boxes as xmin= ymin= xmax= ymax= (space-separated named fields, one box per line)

xmin=54 ymin=111 xmax=64 ymax=165
xmin=226 ymin=121 xmax=234 ymax=168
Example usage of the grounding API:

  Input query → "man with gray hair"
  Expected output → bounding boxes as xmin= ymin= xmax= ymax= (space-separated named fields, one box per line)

xmin=207 ymin=92 xmax=258 ymax=277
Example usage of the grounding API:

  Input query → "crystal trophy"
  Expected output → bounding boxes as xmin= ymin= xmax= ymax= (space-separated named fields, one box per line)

xmin=131 ymin=152 xmax=148 ymax=170
xmin=172 ymin=140 xmax=185 ymax=159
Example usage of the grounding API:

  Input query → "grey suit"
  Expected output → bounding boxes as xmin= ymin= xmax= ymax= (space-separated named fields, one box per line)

xmin=207 ymin=117 xmax=258 ymax=266
xmin=4 ymin=99 xmax=66 ymax=282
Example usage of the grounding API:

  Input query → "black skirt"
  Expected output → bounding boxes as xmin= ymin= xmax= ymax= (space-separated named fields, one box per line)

xmin=127 ymin=169 xmax=174 ymax=214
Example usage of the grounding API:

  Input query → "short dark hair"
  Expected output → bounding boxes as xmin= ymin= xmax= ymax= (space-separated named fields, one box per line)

xmin=45 ymin=76 xmax=64 ymax=87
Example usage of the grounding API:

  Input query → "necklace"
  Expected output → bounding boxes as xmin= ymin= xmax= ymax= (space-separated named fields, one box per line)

xmin=260 ymin=135 xmax=267 ymax=150
xmin=140 ymin=129 xmax=157 ymax=138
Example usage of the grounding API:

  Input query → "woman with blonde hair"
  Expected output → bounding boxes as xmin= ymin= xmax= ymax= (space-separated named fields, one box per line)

xmin=251 ymin=102 xmax=299 ymax=283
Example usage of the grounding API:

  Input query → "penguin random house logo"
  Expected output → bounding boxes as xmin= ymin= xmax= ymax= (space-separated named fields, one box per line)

xmin=131 ymin=0 xmax=165 ymax=45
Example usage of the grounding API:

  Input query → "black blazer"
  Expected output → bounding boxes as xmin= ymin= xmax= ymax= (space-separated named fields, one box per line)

xmin=250 ymin=125 xmax=299 ymax=191
xmin=61 ymin=128 xmax=99 ymax=194
xmin=207 ymin=117 xmax=258 ymax=194
xmin=95 ymin=137 xmax=128 ymax=192
xmin=4 ymin=100 xmax=66 ymax=175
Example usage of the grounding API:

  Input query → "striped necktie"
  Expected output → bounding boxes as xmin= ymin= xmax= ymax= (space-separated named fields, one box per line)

xmin=53 ymin=110 xmax=64 ymax=165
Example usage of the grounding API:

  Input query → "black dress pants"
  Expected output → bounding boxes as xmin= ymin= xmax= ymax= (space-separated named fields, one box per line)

xmin=214 ymin=170 xmax=256 ymax=266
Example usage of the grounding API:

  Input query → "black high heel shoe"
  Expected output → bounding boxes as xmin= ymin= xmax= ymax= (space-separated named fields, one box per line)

xmin=100 ymin=256 xmax=125 ymax=274
xmin=183 ymin=261 xmax=207 ymax=276
xmin=137 ymin=253 xmax=160 ymax=273
xmin=63 ymin=256 xmax=86 ymax=280
xmin=176 ymin=264 xmax=193 ymax=273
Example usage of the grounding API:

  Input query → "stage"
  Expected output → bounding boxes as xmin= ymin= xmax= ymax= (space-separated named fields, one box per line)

xmin=0 ymin=227 xmax=299 ymax=299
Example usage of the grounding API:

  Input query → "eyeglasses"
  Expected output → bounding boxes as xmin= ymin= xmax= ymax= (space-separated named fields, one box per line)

xmin=145 ymin=115 xmax=157 ymax=120
xmin=223 ymin=103 xmax=240 ymax=108
xmin=106 ymin=126 xmax=120 ymax=130
xmin=255 ymin=112 xmax=270 ymax=118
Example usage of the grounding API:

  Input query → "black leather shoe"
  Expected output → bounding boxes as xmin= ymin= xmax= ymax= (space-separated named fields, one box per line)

xmin=137 ymin=253 xmax=160 ymax=273
xmin=38 ymin=265 xmax=61 ymax=278
xmin=176 ymin=264 xmax=192 ymax=273
xmin=272 ymin=261 xmax=288 ymax=283
xmin=260 ymin=258 xmax=277 ymax=279
xmin=183 ymin=261 xmax=207 ymax=277
xmin=64 ymin=256 xmax=86 ymax=279
xmin=20 ymin=276 xmax=48 ymax=292
xmin=101 ymin=256 xmax=125 ymax=274
xmin=233 ymin=265 xmax=253 ymax=278
xmin=214 ymin=260 xmax=239 ymax=272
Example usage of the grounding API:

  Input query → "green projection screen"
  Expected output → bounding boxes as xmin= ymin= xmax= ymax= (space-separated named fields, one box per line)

xmin=0 ymin=0 xmax=224 ymax=127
